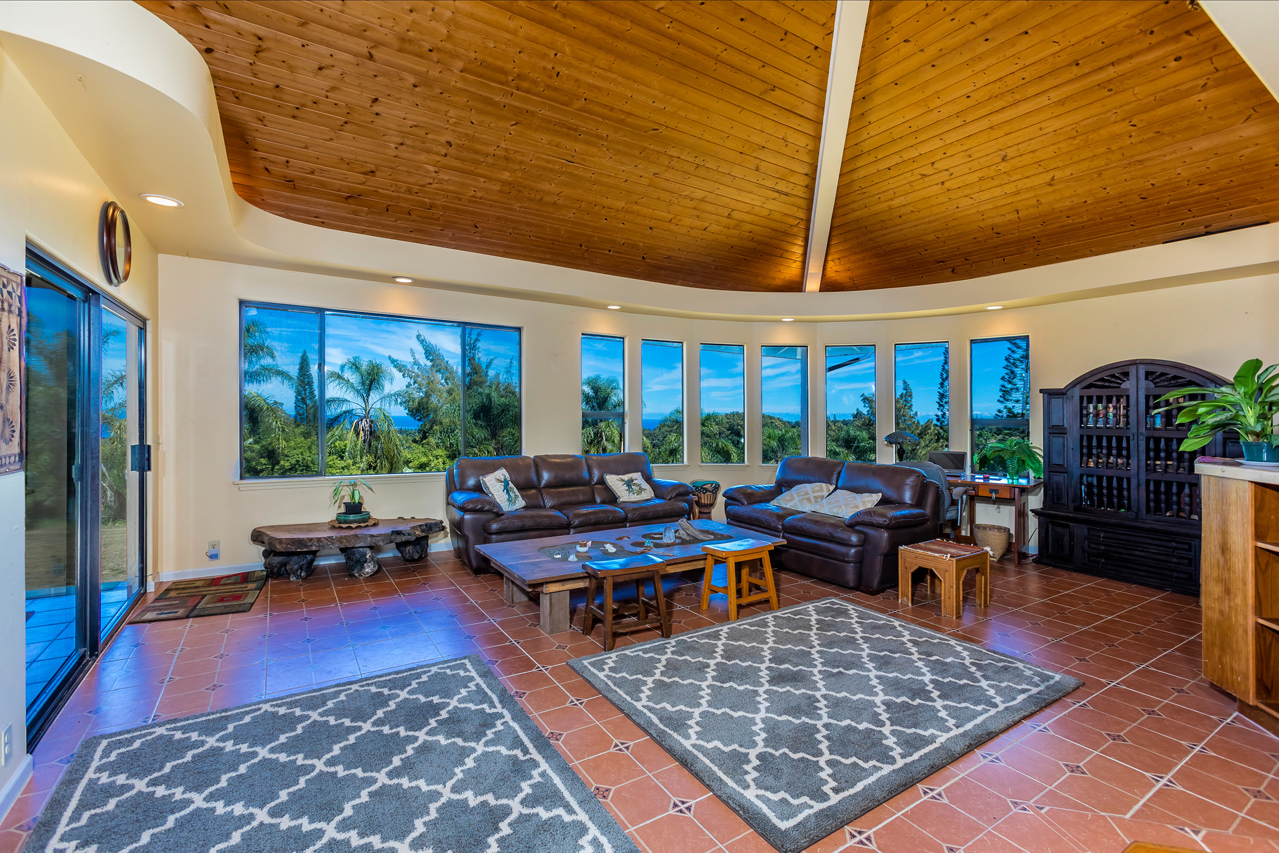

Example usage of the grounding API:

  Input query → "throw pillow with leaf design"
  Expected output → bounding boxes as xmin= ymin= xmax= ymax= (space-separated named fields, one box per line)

xmin=604 ymin=472 xmax=656 ymax=503
xmin=479 ymin=467 xmax=527 ymax=513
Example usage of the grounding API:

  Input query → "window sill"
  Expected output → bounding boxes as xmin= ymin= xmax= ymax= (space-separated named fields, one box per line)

xmin=235 ymin=471 xmax=446 ymax=491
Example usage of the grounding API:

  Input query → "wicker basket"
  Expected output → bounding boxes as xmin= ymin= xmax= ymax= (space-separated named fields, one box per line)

xmin=690 ymin=480 xmax=721 ymax=519
xmin=974 ymin=524 xmax=1010 ymax=560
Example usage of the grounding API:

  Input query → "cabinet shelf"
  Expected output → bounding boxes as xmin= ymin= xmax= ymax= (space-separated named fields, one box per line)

xmin=1258 ymin=617 xmax=1279 ymax=634
xmin=1257 ymin=541 xmax=1279 ymax=556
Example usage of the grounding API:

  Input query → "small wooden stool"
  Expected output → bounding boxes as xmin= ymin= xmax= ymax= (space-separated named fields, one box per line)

xmin=898 ymin=539 xmax=990 ymax=619
xmin=700 ymin=538 xmax=779 ymax=621
xmin=582 ymin=554 xmax=671 ymax=651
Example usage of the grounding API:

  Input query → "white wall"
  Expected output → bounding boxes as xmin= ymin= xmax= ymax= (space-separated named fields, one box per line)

xmin=159 ymin=254 xmax=1279 ymax=577
xmin=0 ymin=41 xmax=158 ymax=802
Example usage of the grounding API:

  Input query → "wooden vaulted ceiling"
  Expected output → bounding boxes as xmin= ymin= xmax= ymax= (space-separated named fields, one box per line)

xmin=140 ymin=0 xmax=1279 ymax=293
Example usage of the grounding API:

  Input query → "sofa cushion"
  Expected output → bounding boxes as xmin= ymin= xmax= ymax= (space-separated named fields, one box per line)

xmin=782 ymin=512 xmax=866 ymax=547
xmin=776 ymin=456 xmax=845 ymax=490
xmin=561 ymin=504 xmax=628 ymax=529
xmin=586 ymin=452 xmax=655 ymax=482
xmin=532 ymin=455 xmax=594 ymax=508
xmin=483 ymin=508 xmax=570 ymax=534
xmin=773 ymin=482 xmax=835 ymax=511
xmin=836 ymin=462 xmax=925 ymax=506
xmin=813 ymin=490 xmax=881 ymax=518
xmin=619 ymin=498 xmax=688 ymax=523
xmin=847 ymin=505 xmax=932 ymax=529
xmin=725 ymin=503 xmax=801 ymax=533
xmin=780 ymin=532 xmax=866 ymax=565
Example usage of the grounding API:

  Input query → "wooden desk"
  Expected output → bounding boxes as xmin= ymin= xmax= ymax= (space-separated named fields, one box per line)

xmin=947 ymin=475 xmax=1042 ymax=566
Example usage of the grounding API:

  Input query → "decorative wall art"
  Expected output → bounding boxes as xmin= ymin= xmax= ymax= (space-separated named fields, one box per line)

xmin=0 ymin=263 xmax=23 ymax=474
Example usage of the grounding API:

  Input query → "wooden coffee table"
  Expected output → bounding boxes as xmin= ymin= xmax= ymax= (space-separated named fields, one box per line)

xmin=477 ymin=520 xmax=784 ymax=634
xmin=250 ymin=517 xmax=444 ymax=580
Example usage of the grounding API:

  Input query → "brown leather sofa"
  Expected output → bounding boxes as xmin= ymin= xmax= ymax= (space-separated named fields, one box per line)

xmin=723 ymin=456 xmax=941 ymax=593
xmin=445 ymin=452 xmax=695 ymax=572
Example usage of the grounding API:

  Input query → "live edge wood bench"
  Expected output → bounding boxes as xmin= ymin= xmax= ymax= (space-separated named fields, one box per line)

xmin=250 ymin=517 xmax=444 ymax=580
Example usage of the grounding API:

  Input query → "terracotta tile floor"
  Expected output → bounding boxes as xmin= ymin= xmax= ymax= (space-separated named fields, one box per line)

xmin=4 ymin=549 xmax=1279 ymax=853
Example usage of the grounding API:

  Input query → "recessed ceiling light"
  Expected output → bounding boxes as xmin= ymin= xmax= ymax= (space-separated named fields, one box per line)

xmin=140 ymin=193 xmax=182 ymax=207
xmin=986 ymin=305 xmax=1004 ymax=310
xmin=781 ymin=318 xmax=794 ymax=322
xmin=606 ymin=305 xmax=621 ymax=310
xmin=393 ymin=276 xmax=414 ymax=284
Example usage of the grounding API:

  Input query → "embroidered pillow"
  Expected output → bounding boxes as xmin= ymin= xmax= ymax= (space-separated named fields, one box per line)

xmin=479 ymin=467 xmax=527 ymax=513
xmin=605 ymin=472 xmax=656 ymax=503
xmin=813 ymin=490 xmax=881 ymax=518
xmin=772 ymin=482 xmax=834 ymax=511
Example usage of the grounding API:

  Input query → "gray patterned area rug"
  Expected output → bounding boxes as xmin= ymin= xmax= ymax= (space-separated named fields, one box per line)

xmin=571 ymin=598 xmax=1081 ymax=853
xmin=27 ymin=656 xmax=637 ymax=853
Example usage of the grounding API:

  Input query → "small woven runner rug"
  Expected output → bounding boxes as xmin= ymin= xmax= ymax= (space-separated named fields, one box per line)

xmin=128 ymin=569 xmax=266 ymax=624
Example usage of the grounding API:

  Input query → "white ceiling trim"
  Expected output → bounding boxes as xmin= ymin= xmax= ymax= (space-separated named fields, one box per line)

xmin=802 ymin=0 xmax=870 ymax=294
xmin=1200 ymin=0 xmax=1279 ymax=103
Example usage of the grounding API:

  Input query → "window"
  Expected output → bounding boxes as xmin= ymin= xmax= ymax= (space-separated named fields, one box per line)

xmin=699 ymin=343 xmax=745 ymax=463
xmin=761 ymin=346 xmax=807 ymax=463
xmin=893 ymin=341 xmax=950 ymax=462
xmin=240 ymin=303 xmax=520 ymax=478
xmin=826 ymin=345 xmax=876 ymax=462
xmin=581 ymin=333 xmax=625 ymax=454
xmin=641 ymin=340 xmax=684 ymax=464
xmin=971 ymin=335 xmax=1030 ymax=472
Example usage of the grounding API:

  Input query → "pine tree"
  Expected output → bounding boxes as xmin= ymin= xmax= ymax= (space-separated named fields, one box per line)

xmin=996 ymin=338 xmax=1030 ymax=418
xmin=936 ymin=347 xmax=950 ymax=430
xmin=293 ymin=351 xmax=318 ymax=426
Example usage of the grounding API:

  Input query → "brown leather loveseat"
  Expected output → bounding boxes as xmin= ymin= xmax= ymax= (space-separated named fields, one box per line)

xmin=724 ymin=456 xmax=941 ymax=593
xmin=445 ymin=452 xmax=695 ymax=572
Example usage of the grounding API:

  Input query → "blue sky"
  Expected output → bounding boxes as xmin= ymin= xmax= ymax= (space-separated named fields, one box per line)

xmin=581 ymin=334 xmax=624 ymax=401
xmin=971 ymin=337 xmax=1026 ymax=418
xmin=825 ymin=345 xmax=874 ymax=421
xmin=761 ymin=346 xmax=804 ymax=421
xmin=895 ymin=342 xmax=948 ymax=422
xmin=700 ymin=344 xmax=744 ymax=415
xmin=642 ymin=340 xmax=682 ymax=423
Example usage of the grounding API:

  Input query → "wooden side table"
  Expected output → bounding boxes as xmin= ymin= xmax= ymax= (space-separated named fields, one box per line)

xmin=582 ymin=554 xmax=671 ymax=651
xmin=899 ymin=539 xmax=990 ymax=620
xmin=700 ymin=538 xmax=779 ymax=621
xmin=249 ymin=518 xmax=443 ymax=580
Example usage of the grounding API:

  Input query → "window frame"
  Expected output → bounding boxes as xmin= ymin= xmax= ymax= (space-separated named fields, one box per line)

xmin=580 ymin=332 xmax=627 ymax=454
xmin=238 ymin=300 xmax=522 ymax=480
xmin=969 ymin=334 xmax=1031 ymax=473
xmin=892 ymin=340 xmax=952 ymax=461
xmin=760 ymin=344 xmax=808 ymax=463
xmin=824 ymin=344 xmax=876 ymax=463
xmin=640 ymin=338 xmax=685 ymax=465
xmin=698 ymin=341 xmax=747 ymax=465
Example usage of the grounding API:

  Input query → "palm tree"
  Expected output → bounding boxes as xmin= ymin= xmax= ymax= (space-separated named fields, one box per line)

xmin=241 ymin=319 xmax=293 ymax=465
xmin=326 ymin=356 xmax=406 ymax=474
xmin=582 ymin=374 xmax=623 ymax=454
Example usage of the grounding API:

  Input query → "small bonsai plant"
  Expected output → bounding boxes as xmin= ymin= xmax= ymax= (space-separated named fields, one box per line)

xmin=976 ymin=437 xmax=1044 ymax=481
xmin=1154 ymin=358 xmax=1279 ymax=462
xmin=331 ymin=477 xmax=375 ymax=513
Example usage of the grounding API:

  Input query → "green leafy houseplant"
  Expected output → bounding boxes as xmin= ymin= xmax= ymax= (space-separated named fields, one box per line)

xmin=975 ymin=437 xmax=1044 ymax=480
xmin=331 ymin=477 xmax=375 ymax=512
xmin=1155 ymin=359 xmax=1279 ymax=462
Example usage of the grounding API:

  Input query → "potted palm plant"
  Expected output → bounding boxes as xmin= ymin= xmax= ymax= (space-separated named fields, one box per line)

xmin=1155 ymin=358 xmax=1279 ymax=463
xmin=975 ymin=437 xmax=1044 ymax=481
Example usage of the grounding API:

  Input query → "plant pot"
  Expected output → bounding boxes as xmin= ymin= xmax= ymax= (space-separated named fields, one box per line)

xmin=1241 ymin=441 xmax=1279 ymax=463
xmin=344 ymin=501 xmax=364 ymax=515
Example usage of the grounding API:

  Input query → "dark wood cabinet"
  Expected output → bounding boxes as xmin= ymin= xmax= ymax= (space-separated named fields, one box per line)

xmin=1033 ymin=359 xmax=1240 ymax=596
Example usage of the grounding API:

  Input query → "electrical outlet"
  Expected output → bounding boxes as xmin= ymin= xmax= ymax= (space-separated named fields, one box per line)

xmin=2 ymin=724 xmax=12 ymax=767
xmin=207 ymin=540 xmax=220 ymax=561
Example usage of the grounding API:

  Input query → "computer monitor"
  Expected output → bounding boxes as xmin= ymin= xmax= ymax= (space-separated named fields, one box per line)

xmin=928 ymin=450 xmax=967 ymax=475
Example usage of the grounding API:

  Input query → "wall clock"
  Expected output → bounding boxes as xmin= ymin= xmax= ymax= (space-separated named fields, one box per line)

xmin=99 ymin=200 xmax=131 ymax=286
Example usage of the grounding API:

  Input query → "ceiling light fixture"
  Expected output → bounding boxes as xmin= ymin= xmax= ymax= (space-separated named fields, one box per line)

xmin=781 ymin=318 xmax=794 ymax=322
xmin=986 ymin=305 xmax=1004 ymax=310
xmin=606 ymin=305 xmax=621 ymax=310
xmin=393 ymin=276 xmax=414 ymax=283
xmin=140 ymin=193 xmax=183 ymax=208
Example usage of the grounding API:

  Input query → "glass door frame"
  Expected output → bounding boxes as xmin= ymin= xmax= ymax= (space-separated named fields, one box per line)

xmin=25 ymin=247 xmax=149 ymax=746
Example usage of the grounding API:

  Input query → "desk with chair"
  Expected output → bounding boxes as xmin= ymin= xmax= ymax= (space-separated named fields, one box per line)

xmin=945 ymin=474 xmax=1042 ymax=566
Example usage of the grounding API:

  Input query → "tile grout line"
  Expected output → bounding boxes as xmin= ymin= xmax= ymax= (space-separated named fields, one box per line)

xmin=1123 ymin=715 xmax=1233 ymax=820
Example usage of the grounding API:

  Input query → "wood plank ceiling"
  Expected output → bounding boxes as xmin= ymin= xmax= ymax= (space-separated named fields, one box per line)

xmin=822 ymin=0 xmax=1279 ymax=291
xmin=140 ymin=1 xmax=1279 ymax=293
xmin=138 ymin=0 xmax=837 ymax=292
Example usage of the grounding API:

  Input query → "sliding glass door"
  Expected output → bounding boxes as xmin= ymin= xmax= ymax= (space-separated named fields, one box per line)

xmin=25 ymin=250 xmax=148 ymax=742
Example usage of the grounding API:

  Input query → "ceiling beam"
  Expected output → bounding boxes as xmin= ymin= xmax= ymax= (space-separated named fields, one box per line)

xmin=1200 ymin=0 xmax=1279 ymax=103
xmin=802 ymin=0 xmax=870 ymax=293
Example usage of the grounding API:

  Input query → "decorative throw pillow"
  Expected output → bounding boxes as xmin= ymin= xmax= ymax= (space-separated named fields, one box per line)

xmin=479 ymin=467 xmax=526 ymax=513
xmin=813 ymin=490 xmax=882 ymax=518
xmin=605 ymin=472 xmax=656 ymax=503
xmin=772 ymin=482 xmax=835 ymax=511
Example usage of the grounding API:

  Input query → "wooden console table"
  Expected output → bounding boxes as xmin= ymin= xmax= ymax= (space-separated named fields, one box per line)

xmin=250 ymin=517 xmax=444 ymax=580
xmin=947 ymin=474 xmax=1042 ymax=566
xmin=1198 ymin=459 xmax=1279 ymax=736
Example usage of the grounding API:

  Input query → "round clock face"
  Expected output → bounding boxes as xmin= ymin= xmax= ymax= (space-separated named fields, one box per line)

xmin=99 ymin=200 xmax=131 ymax=286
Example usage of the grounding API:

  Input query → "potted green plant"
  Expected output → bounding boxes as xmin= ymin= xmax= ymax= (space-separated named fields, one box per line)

xmin=1155 ymin=358 xmax=1279 ymax=463
xmin=975 ymin=437 xmax=1044 ymax=481
xmin=331 ymin=477 xmax=375 ymax=516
